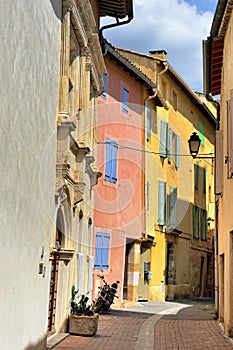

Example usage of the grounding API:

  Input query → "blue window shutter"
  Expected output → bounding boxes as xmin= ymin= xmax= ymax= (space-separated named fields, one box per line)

xmin=146 ymin=102 xmax=151 ymax=141
xmin=158 ymin=181 xmax=166 ymax=225
xmin=203 ymin=167 xmax=206 ymax=192
xmin=160 ymin=121 xmax=168 ymax=157
xmin=175 ymin=135 xmax=180 ymax=168
xmin=94 ymin=232 xmax=110 ymax=270
xmin=122 ymin=87 xmax=129 ymax=113
xmin=111 ymin=142 xmax=118 ymax=183
xmin=168 ymin=128 xmax=173 ymax=163
xmin=169 ymin=187 xmax=177 ymax=229
xmin=101 ymin=74 xmax=108 ymax=98
xmin=102 ymin=234 xmax=110 ymax=269
xmin=105 ymin=138 xmax=112 ymax=181
xmin=192 ymin=205 xmax=196 ymax=238
xmin=199 ymin=119 xmax=204 ymax=146
xmin=105 ymin=138 xmax=118 ymax=183
xmin=195 ymin=162 xmax=199 ymax=189
xmin=94 ymin=233 xmax=102 ymax=269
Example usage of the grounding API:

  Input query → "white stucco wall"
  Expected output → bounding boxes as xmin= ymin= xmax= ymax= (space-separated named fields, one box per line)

xmin=0 ymin=1 xmax=61 ymax=349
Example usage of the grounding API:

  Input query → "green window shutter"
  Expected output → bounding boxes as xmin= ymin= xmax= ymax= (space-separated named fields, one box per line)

xmin=158 ymin=181 xmax=166 ymax=225
xmin=160 ymin=121 xmax=168 ymax=157
xmin=198 ymin=208 xmax=202 ymax=239
xmin=192 ymin=204 xmax=196 ymax=238
xmin=169 ymin=187 xmax=177 ymax=229
xmin=168 ymin=128 xmax=173 ymax=163
xmin=205 ymin=210 xmax=208 ymax=240
xmin=199 ymin=119 xmax=204 ymax=146
xmin=146 ymin=102 xmax=151 ymax=141
xmin=175 ymin=135 xmax=180 ymax=168
xmin=195 ymin=162 xmax=199 ymax=189
xmin=203 ymin=167 xmax=206 ymax=193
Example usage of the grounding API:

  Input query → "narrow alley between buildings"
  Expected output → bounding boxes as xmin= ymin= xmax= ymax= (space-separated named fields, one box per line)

xmin=48 ymin=299 xmax=233 ymax=350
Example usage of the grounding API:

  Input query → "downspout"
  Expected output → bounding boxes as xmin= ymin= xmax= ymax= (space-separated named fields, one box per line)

xmin=156 ymin=62 xmax=169 ymax=91
xmin=143 ymin=62 xmax=168 ymax=246
xmin=99 ymin=15 xmax=133 ymax=50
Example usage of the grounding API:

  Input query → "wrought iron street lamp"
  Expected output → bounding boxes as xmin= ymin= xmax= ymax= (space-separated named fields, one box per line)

xmin=188 ymin=132 xmax=215 ymax=159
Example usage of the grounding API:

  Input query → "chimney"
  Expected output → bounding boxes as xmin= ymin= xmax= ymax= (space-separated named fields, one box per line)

xmin=149 ymin=50 xmax=167 ymax=60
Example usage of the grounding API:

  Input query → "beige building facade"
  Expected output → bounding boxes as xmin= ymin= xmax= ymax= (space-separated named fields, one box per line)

xmin=0 ymin=1 xmax=133 ymax=349
xmin=203 ymin=0 xmax=233 ymax=337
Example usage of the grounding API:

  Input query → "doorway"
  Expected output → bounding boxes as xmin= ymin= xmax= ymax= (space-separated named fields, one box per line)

xmin=138 ymin=244 xmax=150 ymax=301
xmin=48 ymin=251 xmax=59 ymax=335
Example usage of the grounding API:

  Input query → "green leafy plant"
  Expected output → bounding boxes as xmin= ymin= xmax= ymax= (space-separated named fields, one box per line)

xmin=70 ymin=285 xmax=94 ymax=316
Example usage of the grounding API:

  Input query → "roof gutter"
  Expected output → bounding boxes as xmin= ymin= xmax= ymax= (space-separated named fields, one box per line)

xmin=99 ymin=14 xmax=133 ymax=49
xmin=210 ymin=0 xmax=228 ymax=37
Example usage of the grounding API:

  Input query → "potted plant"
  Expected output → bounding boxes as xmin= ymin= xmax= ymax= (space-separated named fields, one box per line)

xmin=69 ymin=286 xmax=99 ymax=336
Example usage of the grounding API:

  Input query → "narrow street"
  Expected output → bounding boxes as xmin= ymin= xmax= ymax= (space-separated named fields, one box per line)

xmin=48 ymin=299 xmax=233 ymax=350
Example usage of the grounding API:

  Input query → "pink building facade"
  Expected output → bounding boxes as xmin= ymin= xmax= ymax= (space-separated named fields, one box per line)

xmin=93 ymin=43 xmax=164 ymax=305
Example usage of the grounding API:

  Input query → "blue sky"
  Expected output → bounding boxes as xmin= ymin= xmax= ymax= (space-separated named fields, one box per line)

xmin=101 ymin=0 xmax=218 ymax=92
xmin=185 ymin=0 xmax=218 ymax=13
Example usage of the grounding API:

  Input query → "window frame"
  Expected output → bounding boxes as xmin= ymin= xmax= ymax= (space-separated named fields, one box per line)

xmin=94 ymin=232 xmax=110 ymax=270
xmin=122 ymin=86 xmax=129 ymax=113
xmin=105 ymin=138 xmax=118 ymax=184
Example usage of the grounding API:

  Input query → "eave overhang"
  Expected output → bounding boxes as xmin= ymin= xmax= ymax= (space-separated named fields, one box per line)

xmin=105 ymin=42 xmax=168 ymax=109
xmin=99 ymin=0 xmax=133 ymax=19
xmin=203 ymin=0 xmax=231 ymax=97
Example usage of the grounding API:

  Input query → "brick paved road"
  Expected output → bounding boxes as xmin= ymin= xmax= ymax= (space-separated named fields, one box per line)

xmin=52 ymin=302 xmax=233 ymax=350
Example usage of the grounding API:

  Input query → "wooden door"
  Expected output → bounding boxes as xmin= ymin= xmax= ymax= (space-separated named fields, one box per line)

xmin=48 ymin=252 xmax=59 ymax=335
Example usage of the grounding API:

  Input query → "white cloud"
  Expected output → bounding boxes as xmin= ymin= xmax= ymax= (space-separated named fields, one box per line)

xmin=101 ymin=0 xmax=215 ymax=92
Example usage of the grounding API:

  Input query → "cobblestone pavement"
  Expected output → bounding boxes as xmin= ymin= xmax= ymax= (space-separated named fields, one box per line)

xmin=52 ymin=301 xmax=233 ymax=350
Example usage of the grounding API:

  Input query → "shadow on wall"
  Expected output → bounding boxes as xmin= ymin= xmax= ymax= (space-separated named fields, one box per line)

xmin=23 ymin=336 xmax=47 ymax=350
xmin=50 ymin=0 xmax=62 ymax=20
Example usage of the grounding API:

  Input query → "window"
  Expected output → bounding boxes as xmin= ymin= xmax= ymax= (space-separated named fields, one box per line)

xmin=101 ymin=73 xmax=108 ymax=98
xmin=168 ymin=129 xmax=180 ymax=168
xmin=199 ymin=119 xmax=204 ymax=146
xmin=146 ymin=101 xmax=151 ymax=141
xmin=158 ymin=181 xmax=166 ymax=225
xmin=122 ymin=87 xmax=129 ymax=113
xmin=192 ymin=205 xmax=207 ymax=240
xmin=168 ymin=128 xmax=173 ymax=163
xmin=192 ymin=205 xmax=197 ymax=238
xmin=105 ymin=138 xmax=118 ymax=184
xmin=175 ymin=135 xmax=180 ymax=168
xmin=146 ymin=180 xmax=150 ymax=211
xmin=77 ymin=253 xmax=84 ymax=295
xmin=94 ymin=232 xmax=110 ymax=270
xmin=169 ymin=187 xmax=177 ymax=229
xmin=195 ymin=162 xmax=199 ymax=189
xmin=160 ymin=121 xmax=168 ymax=157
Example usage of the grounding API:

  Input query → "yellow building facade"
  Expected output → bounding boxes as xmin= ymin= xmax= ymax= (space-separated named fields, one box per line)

xmin=119 ymin=48 xmax=216 ymax=301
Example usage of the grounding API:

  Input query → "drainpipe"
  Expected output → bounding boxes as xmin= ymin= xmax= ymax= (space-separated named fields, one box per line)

xmin=157 ymin=62 xmax=169 ymax=90
xmin=99 ymin=14 xmax=133 ymax=51
xmin=143 ymin=62 xmax=168 ymax=241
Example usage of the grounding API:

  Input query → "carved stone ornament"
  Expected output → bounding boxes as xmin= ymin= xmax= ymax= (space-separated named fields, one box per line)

xmin=85 ymin=156 xmax=102 ymax=187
